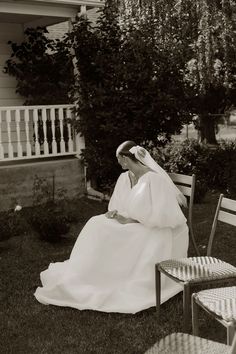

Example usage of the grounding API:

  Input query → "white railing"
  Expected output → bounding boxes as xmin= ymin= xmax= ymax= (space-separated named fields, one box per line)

xmin=34 ymin=0 xmax=105 ymax=6
xmin=0 ymin=104 xmax=84 ymax=162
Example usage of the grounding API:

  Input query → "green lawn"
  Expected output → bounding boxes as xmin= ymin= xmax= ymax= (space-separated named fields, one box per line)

xmin=1 ymin=193 xmax=235 ymax=354
xmin=173 ymin=123 xmax=236 ymax=141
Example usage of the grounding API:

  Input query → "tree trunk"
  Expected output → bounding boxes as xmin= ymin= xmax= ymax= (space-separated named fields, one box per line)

xmin=199 ymin=114 xmax=217 ymax=144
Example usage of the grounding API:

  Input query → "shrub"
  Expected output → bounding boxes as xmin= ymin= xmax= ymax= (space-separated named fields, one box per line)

xmin=205 ymin=140 xmax=236 ymax=197
xmin=29 ymin=175 xmax=73 ymax=242
xmin=69 ymin=8 xmax=188 ymax=190
xmin=4 ymin=27 xmax=74 ymax=105
xmin=149 ymin=139 xmax=209 ymax=202
xmin=32 ymin=174 xmax=67 ymax=206
xmin=29 ymin=202 xmax=71 ymax=243
xmin=149 ymin=139 xmax=236 ymax=202
xmin=0 ymin=207 xmax=29 ymax=242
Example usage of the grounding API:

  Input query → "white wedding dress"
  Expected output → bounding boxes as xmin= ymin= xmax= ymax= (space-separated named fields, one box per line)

xmin=34 ymin=171 xmax=189 ymax=313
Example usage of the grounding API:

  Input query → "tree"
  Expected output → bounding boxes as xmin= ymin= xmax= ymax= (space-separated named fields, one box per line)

xmin=4 ymin=27 xmax=74 ymax=105
xmin=68 ymin=3 xmax=188 ymax=189
xmin=124 ymin=0 xmax=236 ymax=143
xmin=182 ymin=0 xmax=236 ymax=143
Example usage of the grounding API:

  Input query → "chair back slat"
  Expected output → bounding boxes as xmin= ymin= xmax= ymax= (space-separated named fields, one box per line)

xmin=169 ymin=172 xmax=193 ymax=185
xmin=169 ymin=173 xmax=200 ymax=255
xmin=207 ymin=194 xmax=236 ymax=256
xmin=176 ymin=185 xmax=191 ymax=197
xmin=218 ymin=210 xmax=236 ymax=227
xmin=221 ymin=197 xmax=236 ymax=212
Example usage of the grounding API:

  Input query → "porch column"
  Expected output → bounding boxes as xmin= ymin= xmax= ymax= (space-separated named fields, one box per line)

xmin=75 ymin=133 xmax=85 ymax=158
xmin=68 ymin=6 xmax=87 ymax=159
xmin=80 ymin=5 xmax=87 ymax=16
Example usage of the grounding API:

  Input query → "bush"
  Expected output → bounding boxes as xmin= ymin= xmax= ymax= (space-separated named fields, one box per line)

xmin=205 ymin=140 xmax=236 ymax=197
xmin=0 ymin=208 xmax=29 ymax=242
xmin=29 ymin=175 xmax=74 ymax=242
xmin=69 ymin=8 xmax=188 ymax=190
xmin=29 ymin=202 xmax=71 ymax=243
xmin=149 ymin=139 xmax=236 ymax=202
xmin=149 ymin=139 xmax=209 ymax=202
xmin=4 ymin=27 xmax=74 ymax=105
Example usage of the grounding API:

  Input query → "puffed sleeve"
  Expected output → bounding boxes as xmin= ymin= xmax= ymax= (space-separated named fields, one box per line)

xmin=108 ymin=172 xmax=129 ymax=214
xmin=127 ymin=172 xmax=187 ymax=228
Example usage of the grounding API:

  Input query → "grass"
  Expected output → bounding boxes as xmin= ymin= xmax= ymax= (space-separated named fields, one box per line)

xmin=1 ymin=193 xmax=236 ymax=354
xmin=173 ymin=123 xmax=236 ymax=141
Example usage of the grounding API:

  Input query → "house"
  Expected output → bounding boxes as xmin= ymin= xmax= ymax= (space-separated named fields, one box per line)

xmin=0 ymin=0 xmax=105 ymax=211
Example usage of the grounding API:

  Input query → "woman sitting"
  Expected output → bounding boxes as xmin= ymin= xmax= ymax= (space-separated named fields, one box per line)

xmin=34 ymin=141 xmax=189 ymax=313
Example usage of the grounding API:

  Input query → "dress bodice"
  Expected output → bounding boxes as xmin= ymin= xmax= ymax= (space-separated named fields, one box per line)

xmin=108 ymin=171 xmax=186 ymax=229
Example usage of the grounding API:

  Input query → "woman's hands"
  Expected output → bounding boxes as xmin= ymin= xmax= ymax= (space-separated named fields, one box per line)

xmin=105 ymin=210 xmax=118 ymax=219
xmin=105 ymin=210 xmax=138 ymax=224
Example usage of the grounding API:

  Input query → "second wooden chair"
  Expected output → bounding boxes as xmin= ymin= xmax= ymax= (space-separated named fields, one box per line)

xmin=156 ymin=194 xmax=236 ymax=331
xmin=192 ymin=286 xmax=236 ymax=345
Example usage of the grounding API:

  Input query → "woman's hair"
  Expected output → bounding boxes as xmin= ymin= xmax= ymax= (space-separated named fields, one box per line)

xmin=116 ymin=141 xmax=138 ymax=162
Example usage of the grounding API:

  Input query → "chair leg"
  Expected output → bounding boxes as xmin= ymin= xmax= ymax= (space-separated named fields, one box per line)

xmin=183 ymin=283 xmax=191 ymax=332
xmin=192 ymin=293 xmax=199 ymax=336
xmin=227 ymin=324 xmax=235 ymax=345
xmin=155 ymin=264 xmax=161 ymax=319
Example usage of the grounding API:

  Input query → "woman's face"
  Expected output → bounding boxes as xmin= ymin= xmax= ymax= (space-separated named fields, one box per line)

xmin=117 ymin=154 xmax=128 ymax=170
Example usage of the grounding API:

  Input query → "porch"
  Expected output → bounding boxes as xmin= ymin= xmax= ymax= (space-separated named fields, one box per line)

xmin=0 ymin=104 xmax=86 ymax=211
xmin=0 ymin=0 xmax=105 ymax=210
xmin=0 ymin=104 xmax=84 ymax=162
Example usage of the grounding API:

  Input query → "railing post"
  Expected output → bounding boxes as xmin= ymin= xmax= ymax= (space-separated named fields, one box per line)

xmin=66 ymin=108 xmax=74 ymax=153
xmin=42 ymin=108 xmax=49 ymax=155
xmin=6 ymin=110 xmax=14 ymax=159
xmin=15 ymin=109 xmax=23 ymax=158
xmin=33 ymin=109 xmax=41 ymax=156
xmin=50 ymin=108 xmax=57 ymax=155
xmin=59 ymin=108 xmax=66 ymax=153
xmin=0 ymin=111 xmax=4 ymax=159
xmin=24 ymin=109 xmax=32 ymax=157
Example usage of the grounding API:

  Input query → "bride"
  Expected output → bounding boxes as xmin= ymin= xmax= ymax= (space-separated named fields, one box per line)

xmin=34 ymin=141 xmax=189 ymax=313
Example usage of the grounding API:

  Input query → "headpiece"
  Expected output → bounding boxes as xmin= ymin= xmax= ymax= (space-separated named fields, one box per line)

xmin=129 ymin=145 xmax=187 ymax=206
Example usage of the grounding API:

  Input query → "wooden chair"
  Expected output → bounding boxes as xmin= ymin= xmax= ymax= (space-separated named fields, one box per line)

xmin=155 ymin=194 xmax=236 ymax=331
xmin=168 ymin=172 xmax=199 ymax=256
xmin=144 ymin=332 xmax=236 ymax=354
xmin=192 ymin=286 xmax=236 ymax=345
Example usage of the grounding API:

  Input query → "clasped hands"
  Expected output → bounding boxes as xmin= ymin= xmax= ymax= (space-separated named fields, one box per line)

xmin=105 ymin=210 xmax=132 ymax=224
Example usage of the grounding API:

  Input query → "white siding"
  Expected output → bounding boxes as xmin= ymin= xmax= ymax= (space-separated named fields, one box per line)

xmin=47 ymin=21 xmax=69 ymax=40
xmin=46 ymin=8 xmax=100 ymax=40
xmin=0 ymin=23 xmax=25 ymax=149
xmin=0 ymin=23 xmax=25 ymax=107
